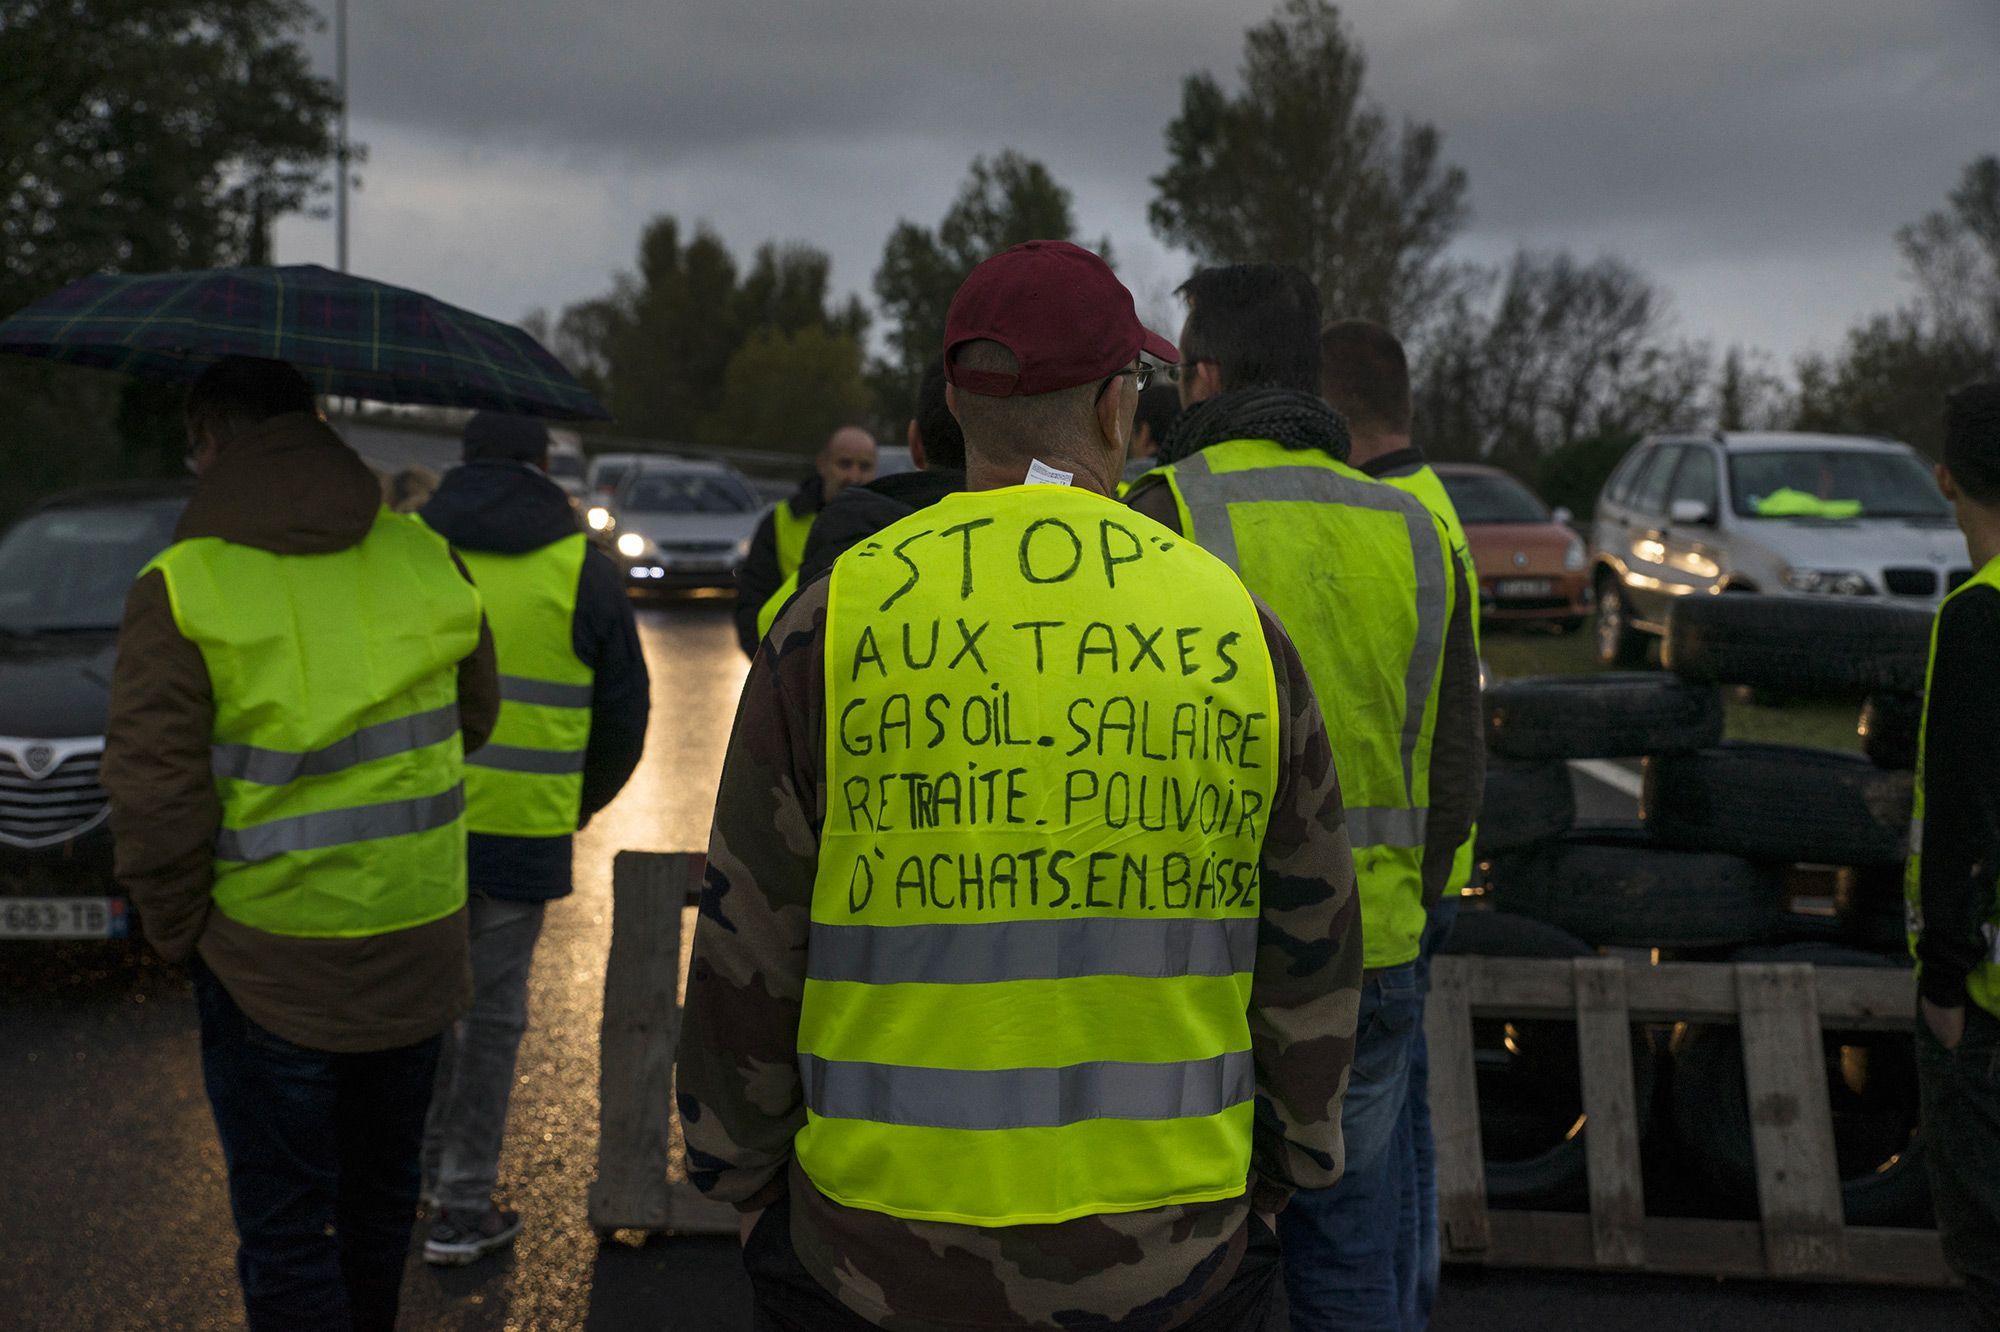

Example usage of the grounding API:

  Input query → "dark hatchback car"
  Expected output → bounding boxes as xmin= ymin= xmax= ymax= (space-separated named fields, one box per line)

xmin=0 ymin=480 xmax=191 ymax=941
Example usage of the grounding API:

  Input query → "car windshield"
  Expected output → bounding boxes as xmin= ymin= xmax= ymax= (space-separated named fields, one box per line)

xmin=1439 ymin=472 xmax=1548 ymax=524
xmin=0 ymin=502 xmax=183 ymax=633
xmin=1729 ymin=449 xmax=1948 ymax=520
xmin=621 ymin=471 xmax=756 ymax=515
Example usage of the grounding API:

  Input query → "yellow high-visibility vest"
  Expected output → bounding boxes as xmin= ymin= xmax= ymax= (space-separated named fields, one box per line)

xmin=1158 ymin=439 xmax=1456 ymax=969
xmin=1379 ymin=462 xmax=1480 ymax=893
xmin=453 ymin=534 xmax=593 ymax=837
xmin=801 ymin=484 xmax=1280 ymax=1226
xmin=144 ymin=510 xmax=482 ymax=937
xmin=1906 ymin=551 xmax=2000 ymax=1018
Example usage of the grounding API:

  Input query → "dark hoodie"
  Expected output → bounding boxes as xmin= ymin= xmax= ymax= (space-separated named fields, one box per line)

xmin=419 ymin=459 xmax=650 ymax=902
xmin=102 ymin=413 xmax=502 ymax=1053
xmin=795 ymin=468 xmax=965 ymax=591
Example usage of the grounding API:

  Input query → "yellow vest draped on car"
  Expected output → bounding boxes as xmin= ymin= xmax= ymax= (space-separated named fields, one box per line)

xmin=144 ymin=509 xmax=483 ymax=937
xmin=1906 ymin=552 xmax=2000 ymax=1019
xmin=800 ymin=484 xmax=1280 ymax=1226
xmin=453 ymin=533 xmax=594 ymax=837
xmin=1157 ymin=439 xmax=1456 ymax=969
xmin=1379 ymin=462 xmax=1480 ymax=893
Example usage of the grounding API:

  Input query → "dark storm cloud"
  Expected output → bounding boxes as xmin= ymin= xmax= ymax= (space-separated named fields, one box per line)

xmin=298 ymin=0 xmax=2000 ymax=357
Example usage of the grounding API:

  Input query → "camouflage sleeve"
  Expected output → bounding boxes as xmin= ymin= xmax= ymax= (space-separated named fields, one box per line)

xmin=1247 ymin=603 xmax=1363 ymax=1214
xmin=678 ymin=580 xmax=829 ymax=1210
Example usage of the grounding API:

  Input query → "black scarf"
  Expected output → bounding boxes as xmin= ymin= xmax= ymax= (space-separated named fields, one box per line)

xmin=1157 ymin=386 xmax=1352 ymax=467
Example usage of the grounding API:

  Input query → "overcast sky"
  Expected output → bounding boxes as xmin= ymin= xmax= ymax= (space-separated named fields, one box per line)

xmin=273 ymin=0 xmax=2000 ymax=368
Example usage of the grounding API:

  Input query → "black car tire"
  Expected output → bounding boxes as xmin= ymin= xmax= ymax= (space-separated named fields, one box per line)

xmin=1485 ymin=673 xmax=1724 ymax=761
xmin=1859 ymin=693 xmax=1923 ymax=772
xmin=1670 ymin=943 xmax=1931 ymax=1227
xmin=1487 ymin=824 xmax=1785 ymax=948
xmin=1476 ymin=759 xmax=1575 ymax=856
xmin=1642 ymin=743 xmax=1914 ymax=868
xmin=1439 ymin=911 xmax=1657 ymax=1211
xmin=1594 ymin=572 xmax=1650 ymax=668
xmin=1663 ymin=594 xmax=1933 ymax=696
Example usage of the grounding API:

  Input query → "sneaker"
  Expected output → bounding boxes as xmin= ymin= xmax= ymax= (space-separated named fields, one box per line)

xmin=424 ymin=1206 xmax=522 ymax=1267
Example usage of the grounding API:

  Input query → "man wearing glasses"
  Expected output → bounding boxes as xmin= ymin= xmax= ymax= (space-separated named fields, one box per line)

xmin=679 ymin=240 xmax=1363 ymax=1331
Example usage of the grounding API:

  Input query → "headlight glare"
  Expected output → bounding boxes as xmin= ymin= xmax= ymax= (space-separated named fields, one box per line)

xmin=616 ymin=532 xmax=647 ymax=558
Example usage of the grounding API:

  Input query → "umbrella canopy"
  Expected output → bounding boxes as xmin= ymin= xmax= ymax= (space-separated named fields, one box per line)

xmin=0 ymin=264 xmax=609 ymax=420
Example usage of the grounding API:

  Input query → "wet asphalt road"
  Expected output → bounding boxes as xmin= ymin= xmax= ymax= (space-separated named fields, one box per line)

xmin=0 ymin=598 xmax=1966 ymax=1330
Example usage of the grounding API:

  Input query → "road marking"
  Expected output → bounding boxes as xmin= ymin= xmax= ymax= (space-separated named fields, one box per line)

xmin=1570 ymin=759 xmax=1644 ymax=798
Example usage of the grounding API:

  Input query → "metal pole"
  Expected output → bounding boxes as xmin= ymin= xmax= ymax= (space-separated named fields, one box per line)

xmin=335 ymin=0 xmax=349 ymax=273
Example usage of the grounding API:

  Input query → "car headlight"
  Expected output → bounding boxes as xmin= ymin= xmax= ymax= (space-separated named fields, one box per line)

xmin=1783 ymin=567 xmax=1873 ymax=595
xmin=586 ymin=506 xmax=613 ymax=531
xmin=1563 ymin=536 xmax=1586 ymax=573
xmin=616 ymin=532 xmax=649 ymax=558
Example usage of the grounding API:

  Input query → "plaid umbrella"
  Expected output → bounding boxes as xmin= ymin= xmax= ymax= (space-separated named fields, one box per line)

xmin=0 ymin=264 xmax=609 ymax=420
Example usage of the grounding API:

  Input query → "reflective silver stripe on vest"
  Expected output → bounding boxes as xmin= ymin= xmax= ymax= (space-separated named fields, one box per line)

xmin=1909 ymin=817 xmax=1924 ymax=856
xmin=499 ymin=675 xmax=592 ymax=708
xmin=798 ymin=1049 xmax=1254 ymax=1130
xmin=211 ymin=705 xmax=459 ymax=786
xmin=1345 ymin=805 xmax=1429 ymax=850
xmin=1173 ymin=451 xmax=1450 ymax=805
xmin=807 ymin=917 xmax=1257 ymax=986
xmin=467 ymin=744 xmax=587 ymax=776
xmin=215 ymin=785 xmax=465 ymax=863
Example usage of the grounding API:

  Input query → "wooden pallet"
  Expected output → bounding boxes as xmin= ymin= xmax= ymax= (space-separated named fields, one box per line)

xmin=1427 ymin=953 xmax=1955 ymax=1287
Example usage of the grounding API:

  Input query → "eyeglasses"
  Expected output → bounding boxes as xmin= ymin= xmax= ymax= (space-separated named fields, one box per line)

xmin=1095 ymin=360 xmax=1158 ymax=401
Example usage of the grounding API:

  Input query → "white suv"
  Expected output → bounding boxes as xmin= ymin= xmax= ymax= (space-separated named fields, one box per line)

xmin=1589 ymin=432 xmax=1965 ymax=666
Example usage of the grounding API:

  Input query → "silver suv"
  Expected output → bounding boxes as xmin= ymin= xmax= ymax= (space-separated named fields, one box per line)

xmin=1589 ymin=431 xmax=1964 ymax=666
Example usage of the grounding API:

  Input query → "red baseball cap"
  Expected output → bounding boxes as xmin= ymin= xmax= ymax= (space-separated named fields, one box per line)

xmin=943 ymin=240 xmax=1180 ymax=397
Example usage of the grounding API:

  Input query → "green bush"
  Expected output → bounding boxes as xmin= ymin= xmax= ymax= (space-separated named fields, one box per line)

xmin=1534 ymin=432 xmax=1639 ymax=519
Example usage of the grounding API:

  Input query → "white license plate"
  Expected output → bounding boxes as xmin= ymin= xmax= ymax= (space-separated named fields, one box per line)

xmin=669 ymin=559 xmax=729 ymax=573
xmin=0 ymin=896 xmax=129 ymax=939
xmin=1495 ymin=578 xmax=1554 ymax=598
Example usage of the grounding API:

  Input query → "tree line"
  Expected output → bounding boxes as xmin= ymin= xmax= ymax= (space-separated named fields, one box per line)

xmin=1 ymin=0 xmax=1994 ymax=516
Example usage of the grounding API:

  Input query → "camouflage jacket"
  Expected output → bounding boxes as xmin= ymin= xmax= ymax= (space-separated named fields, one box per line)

xmin=679 ymin=564 xmax=1363 ymax=1331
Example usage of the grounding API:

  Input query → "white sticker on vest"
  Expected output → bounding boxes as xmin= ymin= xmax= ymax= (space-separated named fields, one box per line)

xmin=1024 ymin=459 xmax=1074 ymax=487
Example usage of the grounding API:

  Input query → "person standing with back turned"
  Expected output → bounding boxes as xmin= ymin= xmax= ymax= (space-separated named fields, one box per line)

xmin=1127 ymin=269 xmax=1482 ymax=1332
xmin=415 ymin=412 xmax=651 ymax=1265
xmin=1909 ymin=381 xmax=2000 ymax=1327
xmin=679 ymin=239 xmax=1364 ymax=1332
xmin=1321 ymin=317 xmax=1481 ymax=1329
xmin=102 ymin=355 xmax=500 ymax=1332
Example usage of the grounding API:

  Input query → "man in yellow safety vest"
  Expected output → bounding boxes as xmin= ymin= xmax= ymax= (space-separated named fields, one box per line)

xmin=1908 ymin=381 xmax=2000 ymax=1323
xmin=733 ymin=425 xmax=877 ymax=655
xmin=1126 ymin=269 xmax=1482 ymax=1331
xmin=103 ymin=355 xmax=499 ymax=1331
xmin=1322 ymin=316 xmax=1483 ymax=1329
xmin=679 ymin=240 xmax=1364 ymax=1331
xmin=415 ymin=412 xmax=651 ymax=1266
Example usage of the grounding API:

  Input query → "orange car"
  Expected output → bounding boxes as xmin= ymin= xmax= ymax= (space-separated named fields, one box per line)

xmin=1434 ymin=463 xmax=1593 ymax=629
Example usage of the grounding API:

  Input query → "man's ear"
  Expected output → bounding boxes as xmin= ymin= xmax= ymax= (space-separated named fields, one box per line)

xmin=1095 ymin=378 xmax=1132 ymax=459
xmin=906 ymin=419 xmax=928 ymax=471
xmin=1938 ymin=463 xmax=1960 ymax=503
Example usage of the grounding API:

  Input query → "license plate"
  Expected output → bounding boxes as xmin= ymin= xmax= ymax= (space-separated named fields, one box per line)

xmin=1495 ymin=578 xmax=1553 ymax=598
xmin=670 ymin=559 xmax=729 ymax=573
xmin=0 ymin=896 xmax=129 ymax=939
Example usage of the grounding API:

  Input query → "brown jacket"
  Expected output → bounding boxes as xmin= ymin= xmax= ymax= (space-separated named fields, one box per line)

xmin=101 ymin=413 xmax=500 ymax=1052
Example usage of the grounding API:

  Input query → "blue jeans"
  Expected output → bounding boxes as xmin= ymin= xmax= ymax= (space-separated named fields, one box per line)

xmin=1406 ymin=892 xmax=1461 ymax=1330
xmin=193 ymin=959 xmax=441 ymax=1332
xmin=1279 ymin=960 xmax=1422 ymax=1332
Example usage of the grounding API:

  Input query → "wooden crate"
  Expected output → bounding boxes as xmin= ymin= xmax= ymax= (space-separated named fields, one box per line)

xmin=1427 ymin=953 xmax=1955 ymax=1287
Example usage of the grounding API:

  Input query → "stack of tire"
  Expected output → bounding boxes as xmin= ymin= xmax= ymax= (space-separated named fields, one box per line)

xmin=1454 ymin=594 xmax=1933 ymax=1225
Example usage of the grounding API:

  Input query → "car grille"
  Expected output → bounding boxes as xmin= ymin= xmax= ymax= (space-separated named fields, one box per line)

xmin=1883 ymin=568 xmax=1939 ymax=597
xmin=0 ymin=742 xmax=110 ymax=851
xmin=659 ymin=540 xmax=736 ymax=555
xmin=1949 ymin=568 xmax=1974 ymax=592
